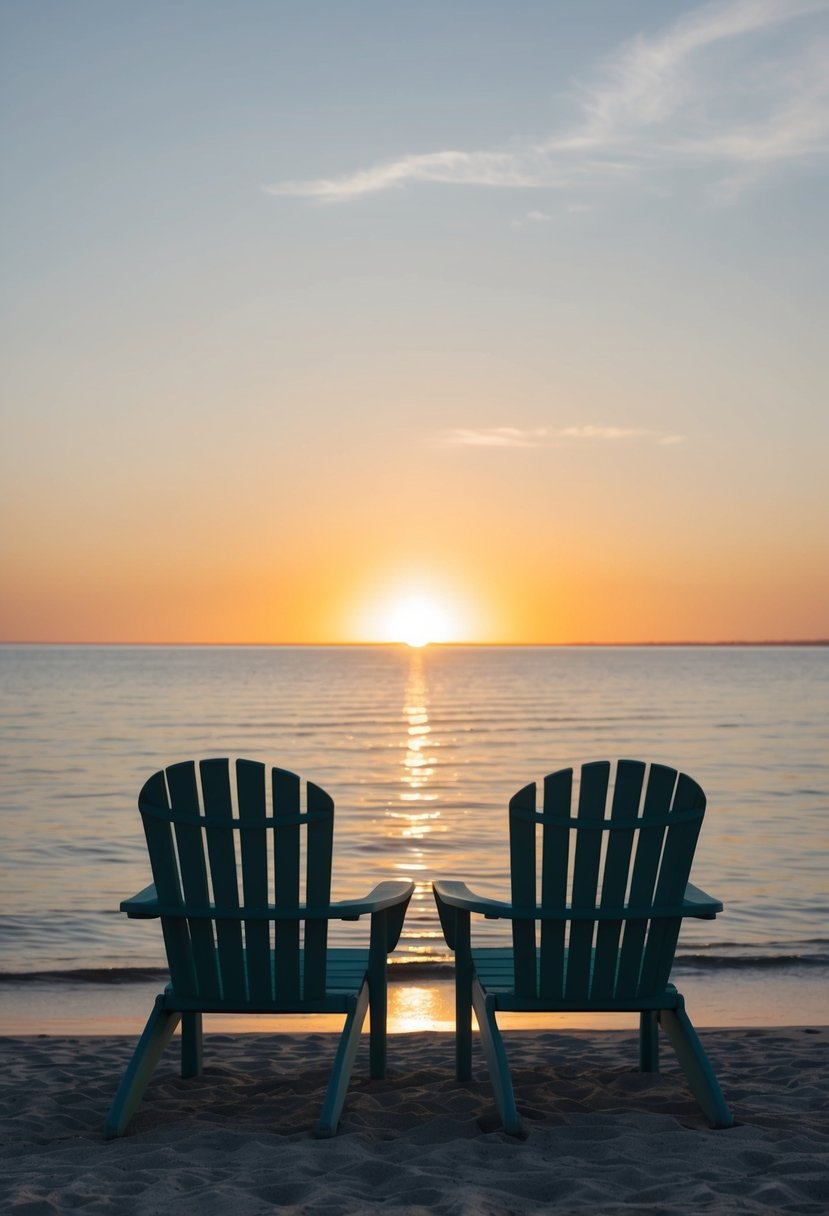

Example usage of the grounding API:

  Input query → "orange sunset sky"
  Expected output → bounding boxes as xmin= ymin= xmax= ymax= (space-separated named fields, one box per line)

xmin=2 ymin=2 xmax=828 ymax=645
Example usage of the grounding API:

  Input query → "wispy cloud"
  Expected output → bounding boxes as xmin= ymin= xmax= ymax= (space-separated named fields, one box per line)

xmin=441 ymin=427 xmax=549 ymax=449
xmin=439 ymin=426 xmax=685 ymax=448
xmin=266 ymin=0 xmax=829 ymax=204
xmin=511 ymin=209 xmax=554 ymax=228
xmin=269 ymin=148 xmax=628 ymax=202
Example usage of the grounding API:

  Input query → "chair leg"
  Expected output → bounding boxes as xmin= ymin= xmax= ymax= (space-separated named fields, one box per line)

xmin=639 ymin=1010 xmax=659 ymax=1072
xmin=104 ymin=995 xmax=181 ymax=1138
xmin=455 ymin=962 xmax=473 ymax=1083
xmin=659 ymin=999 xmax=734 ymax=1128
xmin=181 ymin=1011 xmax=203 ymax=1078
xmin=368 ymin=974 xmax=387 ymax=1080
xmin=471 ymin=980 xmax=522 ymax=1136
xmin=454 ymin=915 xmax=473 ymax=1083
xmin=314 ymin=980 xmax=370 ymax=1138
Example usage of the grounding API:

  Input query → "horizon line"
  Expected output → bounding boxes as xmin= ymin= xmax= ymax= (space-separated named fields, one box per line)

xmin=2 ymin=639 xmax=827 ymax=649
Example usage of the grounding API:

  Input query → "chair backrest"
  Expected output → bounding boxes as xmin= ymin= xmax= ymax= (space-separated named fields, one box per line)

xmin=508 ymin=759 xmax=706 ymax=1005
xmin=138 ymin=758 xmax=334 ymax=1006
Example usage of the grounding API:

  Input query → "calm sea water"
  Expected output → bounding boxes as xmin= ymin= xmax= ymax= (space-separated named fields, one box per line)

xmin=1 ymin=645 xmax=827 ymax=990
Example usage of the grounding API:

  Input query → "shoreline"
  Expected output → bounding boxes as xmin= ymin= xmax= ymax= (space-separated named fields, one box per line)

xmin=2 ymin=966 xmax=828 ymax=1037
xmin=3 ymin=1028 xmax=827 ymax=1214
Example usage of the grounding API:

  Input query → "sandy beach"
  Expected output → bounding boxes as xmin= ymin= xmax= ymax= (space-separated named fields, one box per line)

xmin=2 ymin=1027 xmax=827 ymax=1215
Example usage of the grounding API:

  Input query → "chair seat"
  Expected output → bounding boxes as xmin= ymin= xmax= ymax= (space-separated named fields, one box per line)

xmin=162 ymin=947 xmax=372 ymax=1013
xmin=471 ymin=946 xmax=680 ymax=1012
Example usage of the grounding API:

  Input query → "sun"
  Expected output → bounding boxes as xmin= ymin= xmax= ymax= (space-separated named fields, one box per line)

xmin=349 ymin=576 xmax=475 ymax=645
xmin=387 ymin=595 xmax=454 ymax=647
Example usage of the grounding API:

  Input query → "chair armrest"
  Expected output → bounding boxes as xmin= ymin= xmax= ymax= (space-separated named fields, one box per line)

xmin=330 ymin=880 xmax=415 ymax=921
xmin=120 ymin=884 xmax=161 ymax=918
xmin=433 ymin=879 xmax=724 ymax=923
xmin=682 ymin=882 xmax=723 ymax=919
xmin=364 ymin=882 xmax=415 ymax=954
xmin=120 ymin=884 xmax=415 ymax=923
xmin=433 ymin=880 xmax=513 ymax=919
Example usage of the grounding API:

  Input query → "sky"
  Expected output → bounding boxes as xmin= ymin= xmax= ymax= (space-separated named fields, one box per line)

xmin=1 ymin=0 xmax=827 ymax=644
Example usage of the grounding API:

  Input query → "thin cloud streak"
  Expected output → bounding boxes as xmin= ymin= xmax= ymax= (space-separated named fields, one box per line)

xmin=270 ymin=149 xmax=634 ymax=201
xmin=266 ymin=0 xmax=829 ymax=204
xmin=439 ymin=426 xmax=685 ymax=449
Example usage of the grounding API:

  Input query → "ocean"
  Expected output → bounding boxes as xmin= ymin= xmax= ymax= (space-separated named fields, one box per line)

xmin=1 ymin=644 xmax=827 ymax=1027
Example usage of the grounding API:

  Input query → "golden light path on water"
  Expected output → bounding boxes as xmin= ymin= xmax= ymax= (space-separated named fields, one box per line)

xmin=234 ymin=651 xmax=461 ymax=1034
xmin=381 ymin=650 xmax=452 ymax=1031
xmin=390 ymin=647 xmax=442 ymax=903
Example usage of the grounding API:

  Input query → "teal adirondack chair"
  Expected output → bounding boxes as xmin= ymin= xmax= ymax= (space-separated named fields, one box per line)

xmin=434 ymin=760 xmax=733 ymax=1134
xmin=105 ymin=759 xmax=413 ymax=1138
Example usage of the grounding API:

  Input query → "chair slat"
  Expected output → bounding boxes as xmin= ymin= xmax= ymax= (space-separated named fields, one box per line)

xmin=140 ymin=770 xmax=181 ymax=903
xmin=653 ymin=772 xmax=705 ymax=904
xmin=199 ymin=759 xmax=246 ymax=1002
xmin=304 ymin=781 xmax=334 ymax=1000
xmin=236 ymin=759 xmax=272 ymax=1003
xmin=509 ymin=781 xmax=538 ymax=998
xmin=592 ymin=759 xmax=645 ymax=1001
xmin=539 ymin=768 xmax=572 ymax=1001
xmin=565 ymin=762 xmax=609 ymax=1002
xmin=166 ymin=762 xmax=220 ymax=1001
xmin=639 ymin=772 xmax=705 ymax=994
xmin=139 ymin=769 xmax=196 ymax=996
xmin=616 ymin=763 xmax=677 ymax=998
xmin=273 ymin=767 xmax=301 ymax=1003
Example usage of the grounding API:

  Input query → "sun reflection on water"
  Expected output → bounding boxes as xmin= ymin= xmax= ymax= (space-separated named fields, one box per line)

xmin=400 ymin=651 xmax=437 ymax=817
xmin=385 ymin=984 xmax=455 ymax=1033
xmin=383 ymin=650 xmax=449 ymax=965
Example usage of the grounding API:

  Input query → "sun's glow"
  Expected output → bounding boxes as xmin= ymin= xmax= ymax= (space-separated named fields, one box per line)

xmin=387 ymin=595 xmax=454 ymax=647
xmin=346 ymin=573 xmax=483 ymax=644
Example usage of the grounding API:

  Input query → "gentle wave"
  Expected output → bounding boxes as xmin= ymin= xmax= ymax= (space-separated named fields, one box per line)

xmin=674 ymin=952 xmax=829 ymax=971
xmin=0 ymin=967 xmax=171 ymax=984
xmin=4 ymin=947 xmax=829 ymax=986
xmin=0 ymin=962 xmax=450 ymax=985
